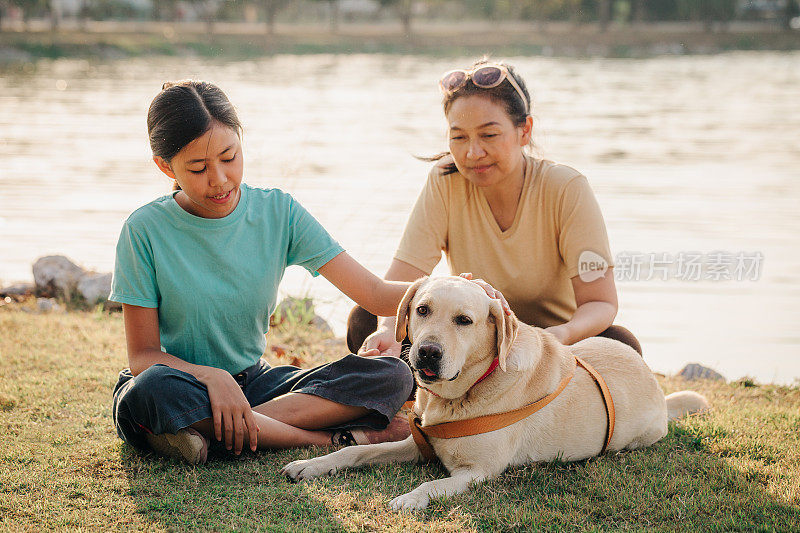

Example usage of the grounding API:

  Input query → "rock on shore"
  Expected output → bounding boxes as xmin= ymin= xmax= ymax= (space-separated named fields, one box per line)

xmin=25 ymin=255 xmax=117 ymax=308
xmin=677 ymin=363 xmax=726 ymax=382
xmin=2 ymin=256 xmax=334 ymax=332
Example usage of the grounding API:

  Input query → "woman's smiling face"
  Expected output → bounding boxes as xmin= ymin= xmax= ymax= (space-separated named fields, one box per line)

xmin=446 ymin=95 xmax=531 ymax=189
xmin=155 ymin=122 xmax=244 ymax=219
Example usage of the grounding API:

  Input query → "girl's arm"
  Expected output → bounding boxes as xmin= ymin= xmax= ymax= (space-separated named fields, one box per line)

xmin=545 ymin=270 xmax=618 ymax=345
xmin=122 ymin=303 xmax=259 ymax=453
xmin=322 ymin=256 xmax=512 ymax=356
xmin=123 ymin=303 xmax=213 ymax=378
xmin=317 ymin=252 xmax=411 ymax=318
xmin=359 ymin=259 xmax=429 ymax=356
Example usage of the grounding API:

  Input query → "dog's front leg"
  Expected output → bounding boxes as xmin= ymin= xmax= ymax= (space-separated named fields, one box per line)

xmin=389 ymin=468 xmax=487 ymax=511
xmin=282 ymin=436 xmax=421 ymax=481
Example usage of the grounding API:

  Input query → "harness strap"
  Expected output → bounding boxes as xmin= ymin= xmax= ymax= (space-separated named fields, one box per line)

xmin=408 ymin=355 xmax=616 ymax=462
xmin=408 ymin=412 xmax=437 ymax=462
xmin=575 ymin=356 xmax=616 ymax=454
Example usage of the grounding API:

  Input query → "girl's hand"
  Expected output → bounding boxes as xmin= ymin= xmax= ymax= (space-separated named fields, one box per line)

xmin=459 ymin=273 xmax=512 ymax=315
xmin=359 ymin=326 xmax=402 ymax=358
xmin=199 ymin=367 xmax=259 ymax=454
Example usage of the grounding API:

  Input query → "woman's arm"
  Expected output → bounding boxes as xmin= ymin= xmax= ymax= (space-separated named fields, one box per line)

xmin=353 ymin=262 xmax=512 ymax=356
xmin=545 ymin=270 xmax=618 ymax=345
xmin=317 ymin=252 xmax=413 ymax=318
xmin=122 ymin=304 xmax=259 ymax=452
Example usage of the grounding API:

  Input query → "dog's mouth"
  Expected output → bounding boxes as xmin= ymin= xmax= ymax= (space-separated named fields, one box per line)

xmin=416 ymin=367 xmax=439 ymax=383
xmin=412 ymin=366 xmax=460 ymax=384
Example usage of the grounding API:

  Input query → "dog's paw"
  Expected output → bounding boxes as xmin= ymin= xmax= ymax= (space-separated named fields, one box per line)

xmin=389 ymin=490 xmax=430 ymax=511
xmin=281 ymin=457 xmax=338 ymax=481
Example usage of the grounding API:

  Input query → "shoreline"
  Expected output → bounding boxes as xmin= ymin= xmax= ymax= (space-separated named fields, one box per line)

xmin=2 ymin=289 xmax=796 ymax=389
xmin=1 ymin=20 xmax=799 ymax=62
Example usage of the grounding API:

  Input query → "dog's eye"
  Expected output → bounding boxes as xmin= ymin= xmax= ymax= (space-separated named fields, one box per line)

xmin=455 ymin=315 xmax=473 ymax=326
xmin=416 ymin=305 xmax=429 ymax=316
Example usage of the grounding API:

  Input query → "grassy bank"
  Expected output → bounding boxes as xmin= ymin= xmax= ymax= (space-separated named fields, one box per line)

xmin=1 ymin=300 xmax=799 ymax=531
xmin=1 ymin=20 xmax=799 ymax=62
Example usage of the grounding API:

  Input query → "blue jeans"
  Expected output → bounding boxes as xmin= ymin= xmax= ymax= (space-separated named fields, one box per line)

xmin=112 ymin=354 xmax=414 ymax=450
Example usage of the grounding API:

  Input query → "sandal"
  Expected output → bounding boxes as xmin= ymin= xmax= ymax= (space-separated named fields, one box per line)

xmin=330 ymin=414 xmax=411 ymax=447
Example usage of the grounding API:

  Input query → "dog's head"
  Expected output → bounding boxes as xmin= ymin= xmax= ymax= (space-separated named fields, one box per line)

xmin=395 ymin=276 xmax=519 ymax=398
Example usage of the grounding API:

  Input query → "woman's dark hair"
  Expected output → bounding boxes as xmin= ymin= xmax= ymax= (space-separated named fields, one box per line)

xmin=424 ymin=59 xmax=533 ymax=176
xmin=147 ymin=80 xmax=242 ymax=190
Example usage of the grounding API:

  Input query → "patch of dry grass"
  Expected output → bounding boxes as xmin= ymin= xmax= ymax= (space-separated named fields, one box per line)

xmin=1 ymin=301 xmax=798 ymax=531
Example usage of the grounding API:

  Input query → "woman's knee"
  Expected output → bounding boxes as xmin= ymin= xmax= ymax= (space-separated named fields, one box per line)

xmin=346 ymin=305 xmax=378 ymax=353
xmin=597 ymin=325 xmax=642 ymax=356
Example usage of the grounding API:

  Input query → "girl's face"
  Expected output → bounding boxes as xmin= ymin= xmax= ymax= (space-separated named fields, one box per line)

xmin=154 ymin=123 xmax=244 ymax=219
xmin=446 ymin=95 xmax=532 ymax=190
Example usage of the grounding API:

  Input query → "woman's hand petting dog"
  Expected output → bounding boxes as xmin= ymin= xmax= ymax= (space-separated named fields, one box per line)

xmin=359 ymin=273 xmax=511 ymax=358
xmin=458 ymin=272 xmax=512 ymax=315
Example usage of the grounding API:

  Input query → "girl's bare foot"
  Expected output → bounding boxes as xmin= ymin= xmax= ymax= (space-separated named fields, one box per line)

xmin=331 ymin=414 xmax=411 ymax=446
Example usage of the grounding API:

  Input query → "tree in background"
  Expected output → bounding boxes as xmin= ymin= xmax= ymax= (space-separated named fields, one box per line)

xmin=152 ymin=0 xmax=179 ymax=22
xmin=188 ymin=0 xmax=220 ymax=35
xmin=3 ymin=0 xmax=795 ymax=34
xmin=782 ymin=0 xmax=799 ymax=30
xmin=77 ymin=0 xmax=88 ymax=30
xmin=598 ymin=0 xmax=611 ymax=30
xmin=378 ymin=0 xmax=413 ymax=35
xmin=49 ymin=0 xmax=59 ymax=29
xmin=327 ymin=0 xmax=339 ymax=33
xmin=262 ymin=0 xmax=289 ymax=34
xmin=678 ymin=0 xmax=737 ymax=31
xmin=308 ymin=0 xmax=340 ymax=33
xmin=630 ymin=0 xmax=646 ymax=23
xmin=517 ymin=0 xmax=566 ymax=28
xmin=9 ymin=0 xmax=46 ymax=30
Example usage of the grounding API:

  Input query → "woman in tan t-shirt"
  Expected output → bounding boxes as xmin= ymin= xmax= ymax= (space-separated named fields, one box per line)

xmin=348 ymin=60 xmax=641 ymax=358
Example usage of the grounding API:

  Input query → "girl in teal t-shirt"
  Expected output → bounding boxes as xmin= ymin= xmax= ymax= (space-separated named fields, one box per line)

xmin=110 ymin=80 xmax=427 ymax=464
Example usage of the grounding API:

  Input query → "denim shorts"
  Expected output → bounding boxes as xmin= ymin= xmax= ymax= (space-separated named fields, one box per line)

xmin=112 ymin=354 xmax=414 ymax=450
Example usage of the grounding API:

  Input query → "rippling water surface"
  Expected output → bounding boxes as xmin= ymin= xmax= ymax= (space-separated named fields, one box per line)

xmin=1 ymin=52 xmax=798 ymax=383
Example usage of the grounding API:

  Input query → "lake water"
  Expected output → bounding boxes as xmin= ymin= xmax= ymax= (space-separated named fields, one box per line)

xmin=1 ymin=52 xmax=798 ymax=384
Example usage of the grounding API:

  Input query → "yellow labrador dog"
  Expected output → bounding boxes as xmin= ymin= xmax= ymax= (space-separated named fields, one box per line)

xmin=282 ymin=276 xmax=709 ymax=511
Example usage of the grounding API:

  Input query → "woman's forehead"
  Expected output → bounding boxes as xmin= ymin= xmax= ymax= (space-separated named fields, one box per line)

xmin=446 ymin=95 xmax=513 ymax=129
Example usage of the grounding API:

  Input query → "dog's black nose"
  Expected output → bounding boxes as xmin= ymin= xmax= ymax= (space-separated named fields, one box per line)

xmin=417 ymin=342 xmax=443 ymax=363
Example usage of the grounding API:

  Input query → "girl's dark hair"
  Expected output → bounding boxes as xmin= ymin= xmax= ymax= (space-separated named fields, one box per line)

xmin=147 ymin=80 xmax=242 ymax=190
xmin=424 ymin=59 xmax=533 ymax=176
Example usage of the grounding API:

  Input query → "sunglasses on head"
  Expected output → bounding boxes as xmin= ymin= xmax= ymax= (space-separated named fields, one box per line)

xmin=439 ymin=64 xmax=529 ymax=115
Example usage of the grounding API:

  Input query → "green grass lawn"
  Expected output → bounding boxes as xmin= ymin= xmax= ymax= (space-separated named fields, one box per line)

xmin=1 ymin=301 xmax=798 ymax=531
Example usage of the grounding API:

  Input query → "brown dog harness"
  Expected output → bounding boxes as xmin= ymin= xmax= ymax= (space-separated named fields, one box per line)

xmin=408 ymin=355 xmax=616 ymax=462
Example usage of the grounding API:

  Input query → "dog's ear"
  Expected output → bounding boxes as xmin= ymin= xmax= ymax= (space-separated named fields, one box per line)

xmin=395 ymin=277 xmax=428 ymax=343
xmin=489 ymin=299 xmax=519 ymax=371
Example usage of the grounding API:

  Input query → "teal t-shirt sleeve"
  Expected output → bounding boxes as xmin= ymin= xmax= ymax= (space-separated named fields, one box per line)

xmin=286 ymin=197 xmax=344 ymax=277
xmin=108 ymin=220 xmax=159 ymax=308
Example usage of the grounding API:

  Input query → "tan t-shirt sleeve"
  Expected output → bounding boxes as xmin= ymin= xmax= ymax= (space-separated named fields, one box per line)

xmin=557 ymin=175 xmax=614 ymax=278
xmin=394 ymin=166 xmax=449 ymax=274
